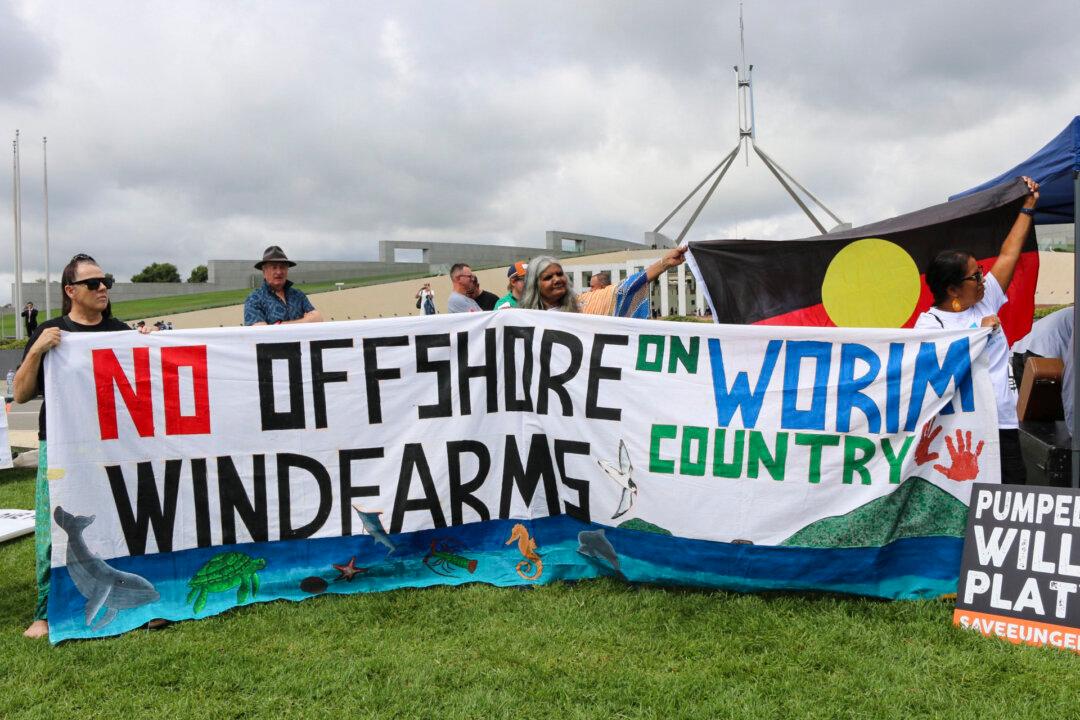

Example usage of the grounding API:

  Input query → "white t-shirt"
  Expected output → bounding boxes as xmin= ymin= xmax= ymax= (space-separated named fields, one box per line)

xmin=1011 ymin=305 xmax=1072 ymax=358
xmin=914 ymin=273 xmax=1016 ymax=429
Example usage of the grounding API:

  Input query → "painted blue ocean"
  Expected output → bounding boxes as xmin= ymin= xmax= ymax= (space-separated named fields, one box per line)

xmin=48 ymin=515 xmax=962 ymax=642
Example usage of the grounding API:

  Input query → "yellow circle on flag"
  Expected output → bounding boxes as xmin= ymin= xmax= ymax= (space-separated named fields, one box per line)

xmin=821 ymin=238 xmax=921 ymax=328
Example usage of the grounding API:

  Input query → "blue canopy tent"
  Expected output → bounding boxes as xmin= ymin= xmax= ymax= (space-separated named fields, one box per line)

xmin=951 ymin=116 xmax=1080 ymax=485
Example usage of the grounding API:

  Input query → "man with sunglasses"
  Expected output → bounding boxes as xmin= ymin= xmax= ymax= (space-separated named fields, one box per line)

xmin=15 ymin=254 xmax=141 ymax=639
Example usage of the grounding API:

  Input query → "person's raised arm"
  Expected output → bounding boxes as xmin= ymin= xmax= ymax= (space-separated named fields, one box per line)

xmin=645 ymin=246 xmax=688 ymax=283
xmin=989 ymin=176 xmax=1039 ymax=293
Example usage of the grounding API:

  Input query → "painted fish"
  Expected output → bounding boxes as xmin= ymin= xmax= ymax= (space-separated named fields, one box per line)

xmin=351 ymin=505 xmax=395 ymax=554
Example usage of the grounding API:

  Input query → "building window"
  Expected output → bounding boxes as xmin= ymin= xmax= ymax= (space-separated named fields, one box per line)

xmin=394 ymin=248 xmax=426 ymax=263
xmin=561 ymin=238 xmax=583 ymax=253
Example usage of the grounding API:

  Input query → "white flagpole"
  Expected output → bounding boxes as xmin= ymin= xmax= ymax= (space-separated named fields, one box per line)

xmin=12 ymin=131 xmax=23 ymax=340
xmin=43 ymin=136 xmax=51 ymax=322
xmin=10 ymin=139 xmax=16 ymax=340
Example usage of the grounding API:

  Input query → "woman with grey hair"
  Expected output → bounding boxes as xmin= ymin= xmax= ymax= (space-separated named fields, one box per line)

xmin=520 ymin=256 xmax=578 ymax=312
xmin=520 ymin=247 xmax=687 ymax=318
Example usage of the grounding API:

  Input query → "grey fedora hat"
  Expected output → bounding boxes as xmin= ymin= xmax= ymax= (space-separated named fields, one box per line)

xmin=255 ymin=245 xmax=296 ymax=269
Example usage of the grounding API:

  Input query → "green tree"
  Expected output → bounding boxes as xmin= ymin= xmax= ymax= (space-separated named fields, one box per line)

xmin=131 ymin=262 xmax=181 ymax=283
xmin=187 ymin=265 xmax=208 ymax=283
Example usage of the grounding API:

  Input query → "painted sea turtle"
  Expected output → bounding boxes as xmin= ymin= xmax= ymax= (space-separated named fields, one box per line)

xmin=186 ymin=552 xmax=267 ymax=615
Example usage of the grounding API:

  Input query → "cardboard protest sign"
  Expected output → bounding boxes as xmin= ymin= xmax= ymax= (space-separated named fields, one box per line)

xmin=0 ymin=402 xmax=14 ymax=470
xmin=955 ymin=484 xmax=1080 ymax=652
xmin=43 ymin=312 xmax=997 ymax=642
xmin=0 ymin=509 xmax=34 ymax=543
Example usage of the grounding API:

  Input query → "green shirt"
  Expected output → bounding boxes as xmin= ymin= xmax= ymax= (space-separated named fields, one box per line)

xmin=494 ymin=292 xmax=519 ymax=309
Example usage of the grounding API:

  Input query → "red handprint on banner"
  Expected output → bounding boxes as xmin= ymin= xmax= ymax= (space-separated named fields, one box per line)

xmin=914 ymin=418 xmax=942 ymax=466
xmin=933 ymin=430 xmax=984 ymax=482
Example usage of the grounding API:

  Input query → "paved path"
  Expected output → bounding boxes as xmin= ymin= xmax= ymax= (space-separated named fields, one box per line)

xmin=6 ymin=398 xmax=41 ymax=449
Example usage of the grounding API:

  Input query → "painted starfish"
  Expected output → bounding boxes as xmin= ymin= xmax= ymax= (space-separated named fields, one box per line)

xmin=332 ymin=556 xmax=367 ymax=582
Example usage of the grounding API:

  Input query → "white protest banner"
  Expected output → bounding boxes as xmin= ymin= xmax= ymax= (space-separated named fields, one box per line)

xmin=43 ymin=311 xmax=997 ymax=641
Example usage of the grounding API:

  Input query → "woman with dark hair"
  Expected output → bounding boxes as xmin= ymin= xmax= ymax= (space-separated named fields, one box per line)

xmin=914 ymin=177 xmax=1039 ymax=484
xmin=520 ymin=247 xmax=688 ymax=317
xmin=15 ymin=254 xmax=139 ymax=639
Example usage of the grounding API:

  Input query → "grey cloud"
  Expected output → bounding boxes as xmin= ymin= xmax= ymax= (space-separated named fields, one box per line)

xmin=2 ymin=0 xmax=1078 ymax=289
xmin=0 ymin=3 xmax=53 ymax=103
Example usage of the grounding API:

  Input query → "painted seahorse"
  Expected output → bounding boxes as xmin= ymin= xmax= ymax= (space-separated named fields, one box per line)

xmin=505 ymin=523 xmax=543 ymax=581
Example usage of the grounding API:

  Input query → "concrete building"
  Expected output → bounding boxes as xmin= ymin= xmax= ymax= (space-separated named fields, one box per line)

xmin=12 ymin=231 xmax=649 ymax=307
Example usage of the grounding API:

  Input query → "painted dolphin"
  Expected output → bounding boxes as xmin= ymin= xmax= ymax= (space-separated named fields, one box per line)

xmin=53 ymin=506 xmax=160 ymax=630
xmin=351 ymin=505 xmax=396 ymax=554
xmin=597 ymin=439 xmax=637 ymax=519
xmin=577 ymin=529 xmax=626 ymax=580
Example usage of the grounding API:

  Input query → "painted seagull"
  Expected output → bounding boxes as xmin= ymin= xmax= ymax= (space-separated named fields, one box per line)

xmin=598 ymin=439 xmax=637 ymax=519
xmin=54 ymin=506 xmax=160 ymax=630
xmin=351 ymin=505 xmax=396 ymax=554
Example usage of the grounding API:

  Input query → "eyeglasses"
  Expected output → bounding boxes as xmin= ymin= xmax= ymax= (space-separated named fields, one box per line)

xmin=961 ymin=269 xmax=984 ymax=284
xmin=69 ymin=253 xmax=96 ymax=264
xmin=68 ymin=276 xmax=114 ymax=291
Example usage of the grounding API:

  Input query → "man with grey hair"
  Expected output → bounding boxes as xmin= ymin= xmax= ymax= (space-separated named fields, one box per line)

xmin=447 ymin=263 xmax=482 ymax=313
xmin=589 ymin=272 xmax=611 ymax=291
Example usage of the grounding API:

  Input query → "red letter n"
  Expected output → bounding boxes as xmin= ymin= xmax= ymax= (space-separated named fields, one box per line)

xmin=93 ymin=348 xmax=154 ymax=440
xmin=162 ymin=345 xmax=211 ymax=435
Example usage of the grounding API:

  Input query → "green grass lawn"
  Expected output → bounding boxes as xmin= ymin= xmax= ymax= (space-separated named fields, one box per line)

xmin=0 ymin=466 xmax=1075 ymax=719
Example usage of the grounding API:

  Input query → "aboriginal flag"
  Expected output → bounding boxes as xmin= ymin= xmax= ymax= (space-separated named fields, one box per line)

xmin=687 ymin=177 xmax=1039 ymax=344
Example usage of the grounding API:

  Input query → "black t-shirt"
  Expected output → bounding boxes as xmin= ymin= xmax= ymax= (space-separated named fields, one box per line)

xmin=22 ymin=315 xmax=132 ymax=441
xmin=475 ymin=290 xmax=500 ymax=311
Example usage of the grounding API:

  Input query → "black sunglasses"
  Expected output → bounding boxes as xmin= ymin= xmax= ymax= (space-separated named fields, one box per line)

xmin=68 ymin=276 xmax=114 ymax=290
xmin=960 ymin=269 xmax=985 ymax=284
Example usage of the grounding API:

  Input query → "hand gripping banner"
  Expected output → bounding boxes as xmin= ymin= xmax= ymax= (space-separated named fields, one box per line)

xmin=44 ymin=312 xmax=997 ymax=641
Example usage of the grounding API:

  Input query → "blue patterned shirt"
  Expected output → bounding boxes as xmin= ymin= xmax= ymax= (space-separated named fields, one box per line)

xmin=243 ymin=280 xmax=315 ymax=325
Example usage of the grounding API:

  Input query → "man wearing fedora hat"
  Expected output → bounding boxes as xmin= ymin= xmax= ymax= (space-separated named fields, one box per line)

xmin=243 ymin=245 xmax=323 ymax=326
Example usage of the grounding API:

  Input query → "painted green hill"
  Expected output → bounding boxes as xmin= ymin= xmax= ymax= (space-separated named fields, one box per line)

xmin=781 ymin=476 xmax=968 ymax=548
xmin=618 ymin=518 xmax=673 ymax=535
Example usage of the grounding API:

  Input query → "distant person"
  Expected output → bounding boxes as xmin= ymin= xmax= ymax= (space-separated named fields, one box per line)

xmin=447 ymin=264 xmax=482 ymax=313
xmin=21 ymin=302 xmax=38 ymax=336
xmin=914 ymin=176 xmax=1039 ymax=484
xmin=16 ymin=253 xmax=152 ymax=639
xmin=1011 ymin=305 xmax=1072 ymax=387
xmin=494 ymin=262 xmax=527 ymax=309
xmin=520 ymin=247 xmax=687 ymax=317
xmin=470 ymin=276 xmax=499 ymax=311
xmin=243 ymin=246 xmax=323 ymax=326
xmin=415 ymin=283 xmax=437 ymax=316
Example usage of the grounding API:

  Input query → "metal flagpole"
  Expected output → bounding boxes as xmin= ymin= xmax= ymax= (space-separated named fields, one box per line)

xmin=654 ymin=146 xmax=740 ymax=235
xmin=654 ymin=5 xmax=846 ymax=242
xmin=12 ymin=132 xmax=23 ymax=340
xmin=1072 ymin=169 xmax=1079 ymax=488
xmin=43 ymin=137 xmax=51 ymax=322
xmin=753 ymin=145 xmax=828 ymax=235
xmin=675 ymin=147 xmax=740 ymax=245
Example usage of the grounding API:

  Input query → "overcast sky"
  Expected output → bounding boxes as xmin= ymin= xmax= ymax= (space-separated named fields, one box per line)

xmin=1 ymin=0 xmax=1078 ymax=298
